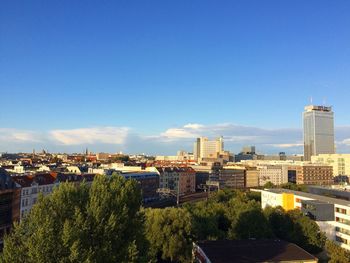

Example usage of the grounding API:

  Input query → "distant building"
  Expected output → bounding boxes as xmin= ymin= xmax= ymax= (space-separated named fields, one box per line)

xmin=191 ymin=165 xmax=212 ymax=190
xmin=295 ymin=164 xmax=333 ymax=185
xmin=241 ymin=146 xmax=256 ymax=154
xmin=178 ymin=167 xmax=196 ymax=195
xmin=194 ymin=137 xmax=224 ymax=162
xmin=258 ymin=165 xmax=288 ymax=186
xmin=122 ymin=172 xmax=159 ymax=202
xmin=155 ymin=151 xmax=194 ymax=162
xmin=245 ymin=166 xmax=259 ymax=188
xmin=156 ymin=167 xmax=196 ymax=195
xmin=303 ymin=105 xmax=335 ymax=161
xmin=311 ymin=154 xmax=350 ymax=177
xmin=66 ymin=166 xmax=82 ymax=174
xmin=96 ymin=152 xmax=110 ymax=160
xmin=217 ymin=166 xmax=245 ymax=189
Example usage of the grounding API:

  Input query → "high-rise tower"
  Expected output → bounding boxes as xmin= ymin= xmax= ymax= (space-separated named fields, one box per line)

xmin=193 ymin=136 xmax=224 ymax=162
xmin=303 ymin=105 xmax=335 ymax=161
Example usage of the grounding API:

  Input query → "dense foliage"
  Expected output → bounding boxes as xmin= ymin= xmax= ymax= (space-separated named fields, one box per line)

xmin=325 ymin=240 xmax=350 ymax=263
xmin=145 ymin=208 xmax=192 ymax=262
xmin=1 ymin=174 xmax=147 ymax=263
xmin=1 ymin=180 xmax=344 ymax=262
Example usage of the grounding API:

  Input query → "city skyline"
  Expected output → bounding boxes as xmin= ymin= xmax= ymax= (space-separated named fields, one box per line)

xmin=2 ymin=119 xmax=350 ymax=155
xmin=1 ymin=1 xmax=350 ymax=154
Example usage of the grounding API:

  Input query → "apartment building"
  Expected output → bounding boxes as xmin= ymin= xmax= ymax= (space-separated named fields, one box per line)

xmin=12 ymin=173 xmax=56 ymax=220
xmin=295 ymin=164 xmax=333 ymax=185
xmin=178 ymin=167 xmax=196 ymax=195
xmin=156 ymin=167 xmax=195 ymax=195
xmin=122 ymin=172 xmax=159 ymax=202
xmin=0 ymin=168 xmax=20 ymax=250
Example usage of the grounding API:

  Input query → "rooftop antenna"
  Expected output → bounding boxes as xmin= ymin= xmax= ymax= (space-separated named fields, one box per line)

xmin=310 ymin=96 xmax=313 ymax=105
xmin=323 ymin=97 xmax=327 ymax=106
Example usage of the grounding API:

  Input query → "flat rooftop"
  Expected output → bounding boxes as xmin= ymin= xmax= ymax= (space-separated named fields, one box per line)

xmin=266 ymin=188 xmax=350 ymax=207
xmin=196 ymin=239 xmax=317 ymax=263
xmin=304 ymin=105 xmax=332 ymax=112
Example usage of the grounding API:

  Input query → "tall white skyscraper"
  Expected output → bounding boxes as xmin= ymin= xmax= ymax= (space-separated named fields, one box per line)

xmin=193 ymin=136 xmax=224 ymax=162
xmin=303 ymin=105 xmax=335 ymax=161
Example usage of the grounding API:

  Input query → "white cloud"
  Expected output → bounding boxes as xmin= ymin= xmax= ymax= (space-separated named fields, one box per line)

xmin=270 ymin=143 xmax=304 ymax=148
xmin=0 ymin=128 xmax=43 ymax=143
xmin=160 ymin=128 xmax=199 ymax=139
xmin=1 ymin=123 xmax=350 ymax=155
xmin=183 ymin=123 xmax=204 ymax=130
xmin=50 ymin=127 xmax=129 ymax=145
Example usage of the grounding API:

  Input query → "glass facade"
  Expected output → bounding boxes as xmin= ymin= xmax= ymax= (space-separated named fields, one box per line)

xmin=303 ymin=106 xmax=335 ymax=161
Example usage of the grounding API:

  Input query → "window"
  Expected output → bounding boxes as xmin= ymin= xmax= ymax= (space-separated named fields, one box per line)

xmin=336 ymin=207 xmax=347 ymax=215
xmin=335 ymin=227 xmax=350 ymax=236
xmin=336 ymin=235 xmax=348 ymax=245
xmin=336 ymin=217 xmax=350 ymax=226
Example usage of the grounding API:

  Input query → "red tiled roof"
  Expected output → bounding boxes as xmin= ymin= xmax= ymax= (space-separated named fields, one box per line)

xmin=12 ymin=175 xmax=33 ymax=187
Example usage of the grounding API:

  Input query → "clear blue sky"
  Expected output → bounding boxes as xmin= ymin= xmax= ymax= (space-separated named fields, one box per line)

xmin=1 ymin=1 xmax=350 ymax=154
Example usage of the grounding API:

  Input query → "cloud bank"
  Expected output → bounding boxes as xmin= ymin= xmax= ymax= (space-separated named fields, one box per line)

xmin=1 ymin=123 xmax=350 ymax=155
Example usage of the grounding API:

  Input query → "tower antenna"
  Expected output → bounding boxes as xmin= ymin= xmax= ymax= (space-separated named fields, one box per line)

xmin=310 ymin=96 xmax=313 ymax=105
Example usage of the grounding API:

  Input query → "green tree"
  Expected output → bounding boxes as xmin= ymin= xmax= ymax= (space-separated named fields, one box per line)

xmin=225 ymin=197 xmax=265 ymax=239
xmin=1 ymin=174 xmax=147 ymax=263
xmin=184 ymin=201 xmax=229 ymax=241
xmin=264 ymin=206 xmax=294 ymax=240
xmin=293 ymin=215 xmax=326 ymax=253
xmin=281 ymin=182 xmax=307 ymax=192
xmin=263 ymin=181 xmax=275 ymax=188
xmin=282 ymin=209 xmax=326 ymax=254
xmin=325 ymin=240 xmax=350 ymax=263
xmin=145 ymin=207 xmax=192 ymax=263
xmin=234 ymin=209 xmax=273 ymax=239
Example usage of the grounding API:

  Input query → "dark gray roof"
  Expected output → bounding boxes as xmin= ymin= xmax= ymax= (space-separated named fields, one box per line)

xmin=196 ymin=239 xmax=317 ymax=263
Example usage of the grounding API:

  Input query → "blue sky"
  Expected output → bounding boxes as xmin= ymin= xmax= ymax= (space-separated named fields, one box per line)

xmin=1 ymin=1 xmax=350 ymax=154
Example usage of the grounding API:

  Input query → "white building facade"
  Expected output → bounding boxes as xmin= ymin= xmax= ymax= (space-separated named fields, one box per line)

xmin=259 ymin=189 xmax=350 ymax=252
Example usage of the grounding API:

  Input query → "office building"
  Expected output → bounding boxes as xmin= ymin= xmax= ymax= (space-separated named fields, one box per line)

xmin=218 ymin=166 xmax=246 ymax=189
xmin=258 ymin=165 xmax=289 ymax=186
xmin=193 ymin=137 xmax=224 ymax=162
xmin=303 ymin=105 xmax=335 ymax=161
xmin=245 ymin=166 xmax=259 ymax=188
xmin=311 ymin=154 xmax=350 ymax=177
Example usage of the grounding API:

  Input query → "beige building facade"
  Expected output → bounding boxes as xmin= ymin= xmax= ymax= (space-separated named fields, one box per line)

xmin=311 ymin=154 xmax=350 ymax=177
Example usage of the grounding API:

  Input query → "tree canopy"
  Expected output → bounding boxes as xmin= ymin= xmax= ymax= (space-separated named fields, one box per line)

xmin=145 ymin=207 xmax=192 ymax=263
xmin=1 ymin=184 xmax=339 ymax=262
xmin=1 ymin=174 xmax=147 ymax=263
